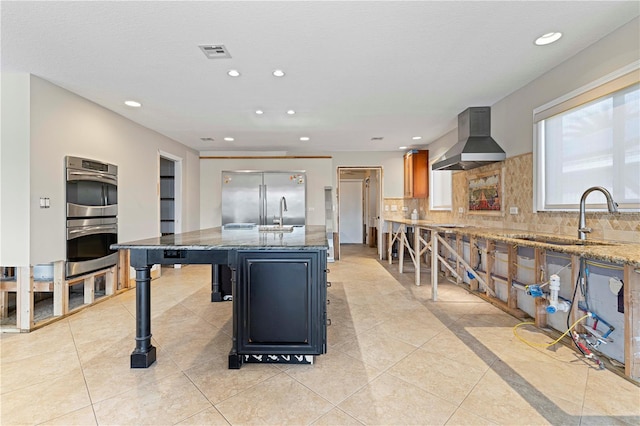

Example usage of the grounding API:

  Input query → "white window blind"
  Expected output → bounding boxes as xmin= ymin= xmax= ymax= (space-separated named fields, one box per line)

xmin=534 ymin=65 xmax=640 ymax=211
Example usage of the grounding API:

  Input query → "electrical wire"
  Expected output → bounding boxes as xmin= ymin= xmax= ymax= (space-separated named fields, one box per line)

xmin=513 ymin=262 xmax=535 ymax=270
xmin=546 ymin=252 xmax=571 ymax=262
xmin=569 ymin=268 xmax=587 ymax=355
xmin=513 ymin=314 xmax=590 ymax=348
xmin=585 ymin=259 xmax=623 ymax=271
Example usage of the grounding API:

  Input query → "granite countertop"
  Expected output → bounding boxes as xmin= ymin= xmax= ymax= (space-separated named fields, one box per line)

xmin=112 ymin=225 xmax=328 ymax=250
xmin=385 ymin=218 xmax=640 ymax=268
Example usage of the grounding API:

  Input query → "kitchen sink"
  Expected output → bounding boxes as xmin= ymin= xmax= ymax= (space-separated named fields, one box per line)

xmin=496 ymin=234 xmax=614 ymax=246
xmin=258 ymin=225 xmax=294 ymax=233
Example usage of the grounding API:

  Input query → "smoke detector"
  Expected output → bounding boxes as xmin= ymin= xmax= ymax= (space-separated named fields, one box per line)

xmin=199 ymin=45 xmax=232 ymax=59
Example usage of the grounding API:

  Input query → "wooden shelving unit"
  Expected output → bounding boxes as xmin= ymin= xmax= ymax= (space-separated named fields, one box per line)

xmin=159 ymin=162 xmax=175 ymax=236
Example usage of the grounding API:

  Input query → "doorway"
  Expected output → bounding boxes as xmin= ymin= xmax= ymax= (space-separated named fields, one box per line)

xmin=159 ymin=157 xmax=176 ymax=236
xmin=337 ymin=167 xmax=383 ymax=260
xmin=159 ymin=152 xmax=182 ymax=267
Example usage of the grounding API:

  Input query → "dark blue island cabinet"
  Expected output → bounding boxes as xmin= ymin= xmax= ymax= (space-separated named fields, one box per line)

xmin=112 ymin=226 xmax=328 ymax=369
xmin=231 ymin=250 xmax=327 ymax=368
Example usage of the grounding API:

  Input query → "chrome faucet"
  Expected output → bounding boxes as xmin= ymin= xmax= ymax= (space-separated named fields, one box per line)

xmin=274 ymin=196 xmax=288 ymax=226
xmin=578 ymin=186 xmax=618 ymax=240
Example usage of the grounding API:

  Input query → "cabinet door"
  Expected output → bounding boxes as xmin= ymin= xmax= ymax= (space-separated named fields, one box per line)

xmin=404 ymin=150 xmax=429 ymax=198
xmin=404 ymin=153 xmax=413 ymax=198
xmin=412 ymin=150 xmax=429 ymax=198
xmin=248 ymin=259 xmax=309 ymax=343
xmin=235 ymin=250 xmax=326 ymax=355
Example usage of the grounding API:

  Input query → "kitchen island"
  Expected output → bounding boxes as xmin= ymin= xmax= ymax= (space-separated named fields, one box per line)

xmin=112 ymin=225 xmax=328 ymax=369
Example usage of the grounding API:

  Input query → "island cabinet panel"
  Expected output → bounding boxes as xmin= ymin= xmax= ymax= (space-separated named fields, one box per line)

xmin=235 ymin=250 xmax=327 ymax=356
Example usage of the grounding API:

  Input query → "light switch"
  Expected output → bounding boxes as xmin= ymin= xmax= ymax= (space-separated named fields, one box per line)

xmin=39 ymin=197 xmax=50 ymax=208
xmin=458 ymin=207 xmax=464 ymax=213
xmin=384 ymin=205 xmax=389 ymax=211
xmin=509 ymin=206 xmax=519 ymax=215
xmin=390 ymin=205 xmax=398 ymax=212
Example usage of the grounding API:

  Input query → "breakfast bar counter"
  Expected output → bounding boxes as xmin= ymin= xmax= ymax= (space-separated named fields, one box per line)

xmin=113 ymin=225 xmax=328 ymax=369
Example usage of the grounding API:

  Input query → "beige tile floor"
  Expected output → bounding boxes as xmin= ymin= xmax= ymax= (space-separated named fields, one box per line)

xmin=1 ymin=244 xmax=639 ymax=425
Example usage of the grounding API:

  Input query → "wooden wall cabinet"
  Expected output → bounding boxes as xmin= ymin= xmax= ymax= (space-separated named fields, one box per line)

xmin=404 ymin=150 xmax=429 ymax=198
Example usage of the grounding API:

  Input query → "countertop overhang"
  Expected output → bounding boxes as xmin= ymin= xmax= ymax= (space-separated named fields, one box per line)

xmin=384 ymin=218 xmax=640 ymax=268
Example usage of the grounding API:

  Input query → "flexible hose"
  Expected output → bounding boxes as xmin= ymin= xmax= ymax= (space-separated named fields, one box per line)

xmin=513 ymin=314 xmax=590 ymax=348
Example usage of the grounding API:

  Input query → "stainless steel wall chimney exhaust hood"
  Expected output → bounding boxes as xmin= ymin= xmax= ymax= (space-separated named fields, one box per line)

xmin=432 ymin=107 xmax=506 ymax=171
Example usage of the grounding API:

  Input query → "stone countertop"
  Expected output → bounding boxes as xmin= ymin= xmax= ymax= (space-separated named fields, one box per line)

xmin=112 ymin=225 xmax=328 ymax=251
xmin=385 ymin=218 xmax=640 ymax=268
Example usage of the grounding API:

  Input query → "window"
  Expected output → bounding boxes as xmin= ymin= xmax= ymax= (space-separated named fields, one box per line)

xmin=430 ymin=166 xmax=452 ymax=210
xmin=534 ymin=65 xmax=639 ymax=211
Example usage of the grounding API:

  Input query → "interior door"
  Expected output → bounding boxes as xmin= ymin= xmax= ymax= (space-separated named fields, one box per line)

xmin=339 ymin=179 xmax=363 ymax=244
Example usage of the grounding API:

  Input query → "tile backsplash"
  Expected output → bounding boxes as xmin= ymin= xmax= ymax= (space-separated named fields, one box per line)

xmin=384 ymin=153 xmax=640 ymax=243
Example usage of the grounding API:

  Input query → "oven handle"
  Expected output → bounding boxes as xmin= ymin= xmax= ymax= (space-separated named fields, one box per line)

xmin=67 ymin=225 xmax=117 ymax=240
xmin=67 ymin=170 xmax=117 ymax=185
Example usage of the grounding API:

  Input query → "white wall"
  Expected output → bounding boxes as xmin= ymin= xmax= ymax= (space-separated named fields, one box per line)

xmin=199 ymin=151 xmax=406 ymax=228
xmin=427 ymin=17 xmax=640 ymax=158
xmin=199 ymin=156 xmax=333 ymax=228
xmin=0 ymin=74 xmax=31 ymax=266
xmin=331 ymin=151 xmax=405 ymax=198
xmin=26 ymin=76 xmax=200 ymax=265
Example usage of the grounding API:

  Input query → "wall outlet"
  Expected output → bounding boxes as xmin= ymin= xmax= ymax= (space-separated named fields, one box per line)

xmin=509 ymin=206 xmax=519 ymax=215
xmin=401 ymin=206 xmax=408 ymax=211
xmin=458 ymin=207 xmax=464 ymax=213
xmin=390 ymin=205 xmax=397 ymax=212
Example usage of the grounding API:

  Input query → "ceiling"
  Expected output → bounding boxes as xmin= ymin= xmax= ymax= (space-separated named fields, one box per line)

xmin=2 ymin=1 xmax=638 ymax=153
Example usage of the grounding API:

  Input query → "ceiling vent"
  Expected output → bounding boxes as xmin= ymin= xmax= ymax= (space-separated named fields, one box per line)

xmin=200 ymin=137 xmax=215 ymax=142
xmin=370 ymin=137 xmax=384 ymax=141
xmin=198 ymin=45 xmax=231 ymax=59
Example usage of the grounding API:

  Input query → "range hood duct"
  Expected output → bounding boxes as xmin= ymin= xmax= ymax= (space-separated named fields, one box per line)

xmin=432 ymin=107 xmax=506 ymax=171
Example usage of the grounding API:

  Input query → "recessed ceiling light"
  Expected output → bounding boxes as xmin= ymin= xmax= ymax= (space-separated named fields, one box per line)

xmin=287 ymin=110 xmax=296 ymax=115
xmin=255 ymin=110 xmax=264 ymax=115
xmin=412 ymin=136 xmax=422 ymax=140
xmin=399 ymin=146 xmax=407 ymax=150
xmin=227 ymin=69 xmax=241 ymax=77
xmin=300 ymin=137 xmax=310 ymax=141
xmin=273 ymin=69 xmax=285 ymax=77
xmin=535 ymin=32 xmax=562 ymax=46
xmin=224 ymin=137 xmax=234 ymax=142
xmin=124 ymin=100 xmax=142 ymax=107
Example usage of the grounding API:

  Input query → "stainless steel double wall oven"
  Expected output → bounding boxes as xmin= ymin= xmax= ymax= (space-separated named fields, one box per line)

xmin=65 ymin=156 xmax=118 ymax=278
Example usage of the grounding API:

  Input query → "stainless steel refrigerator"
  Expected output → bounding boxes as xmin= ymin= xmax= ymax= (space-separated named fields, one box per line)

xmin=221 ymin=171 xmax=306 ymax=226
